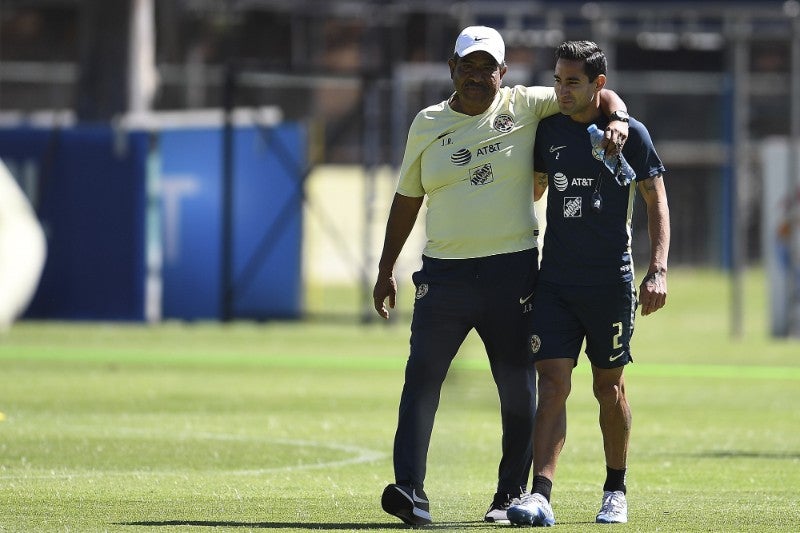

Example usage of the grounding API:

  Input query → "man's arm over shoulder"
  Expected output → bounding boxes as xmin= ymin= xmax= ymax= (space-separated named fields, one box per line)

xmin=598 ymin=89 xmax=628 ymax=156
xmin=520 ymin=85 xmax=559 ymax=119
xmin=598 ymin=88 xmax=626 ymax=115
xmin=637 ymin=175 xmax=670 ymax=316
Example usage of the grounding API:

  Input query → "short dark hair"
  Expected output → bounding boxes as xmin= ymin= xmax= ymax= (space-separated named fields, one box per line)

xmin=555 ymin=41 xmax=607 ymax=81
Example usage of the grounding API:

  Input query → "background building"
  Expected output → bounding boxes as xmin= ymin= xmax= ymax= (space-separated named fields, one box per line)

xmin=1 ymin=0 xmax=799 ymax=331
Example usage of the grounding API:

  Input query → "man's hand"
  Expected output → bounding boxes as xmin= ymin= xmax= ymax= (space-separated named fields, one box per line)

xmin=639 ymin=270 xmax=667 ymax=316
xmin=373 ymin=272 xmax=398 ymax=319
xmin=604 ymin=120 xmax=629 ymax=157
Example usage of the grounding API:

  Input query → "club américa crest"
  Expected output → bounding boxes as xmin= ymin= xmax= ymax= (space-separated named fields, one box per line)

xmin=529 ymin=334 xmax=541 ymax=354
xmin=493 ymin=114 xmax=514 ymax=133
xmin=415 ymin=283 xmax=429 ymax=299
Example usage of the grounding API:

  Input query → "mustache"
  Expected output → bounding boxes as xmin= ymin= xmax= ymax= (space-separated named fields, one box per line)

xmin=464 ymin=81 xmax=488 ymax=89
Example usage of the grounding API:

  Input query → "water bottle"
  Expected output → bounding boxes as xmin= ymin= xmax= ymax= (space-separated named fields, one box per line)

xmin=587 ymin=123 xmax=635 ymax=186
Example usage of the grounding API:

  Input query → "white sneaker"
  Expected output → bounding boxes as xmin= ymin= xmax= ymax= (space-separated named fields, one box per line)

xmin=507 ymin=492 xmax=555 ymax=527
xmin=596 ymin=490 xmax=628 ymax=523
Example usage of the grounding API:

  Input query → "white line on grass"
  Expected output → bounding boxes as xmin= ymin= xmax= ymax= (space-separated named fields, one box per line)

xmin=0 ymin=428 xmax=387 ymax=480
xmin=232 ymin=438 xmax=387 ymax=475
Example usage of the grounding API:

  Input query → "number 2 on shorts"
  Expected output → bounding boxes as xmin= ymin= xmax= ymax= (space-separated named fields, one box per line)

xmin=612 ymin=322 xmax=623 ymax=349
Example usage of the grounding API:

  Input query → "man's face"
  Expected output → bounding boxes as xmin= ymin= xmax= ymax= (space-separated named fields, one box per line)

xmin=449 ymin=51 xmax=506 ymax=112
xmin=553 ymin=58 xmax=603 ymax=117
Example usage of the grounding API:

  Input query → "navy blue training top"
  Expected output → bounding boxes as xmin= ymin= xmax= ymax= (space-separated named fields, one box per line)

xmin=533 ymin=114 xmax=665 ymax=285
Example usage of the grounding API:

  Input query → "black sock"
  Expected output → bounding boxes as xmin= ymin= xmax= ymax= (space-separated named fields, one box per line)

xmin=603 ymin=466 xmax=627 ymax=494
xmin=531 ymin=475 xmax=553 ymax=502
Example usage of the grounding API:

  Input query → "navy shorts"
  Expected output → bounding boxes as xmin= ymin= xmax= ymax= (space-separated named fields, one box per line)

xmin=527 ymin=280 xmax=637 ymax=369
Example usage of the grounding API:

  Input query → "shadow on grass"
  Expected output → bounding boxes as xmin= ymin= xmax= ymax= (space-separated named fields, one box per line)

xmin=118 ymin=521 xmax=495 ymax=529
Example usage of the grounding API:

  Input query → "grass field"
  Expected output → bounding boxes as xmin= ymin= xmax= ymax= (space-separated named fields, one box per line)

xmin=0 ymin=268 xmax=798 ymax=532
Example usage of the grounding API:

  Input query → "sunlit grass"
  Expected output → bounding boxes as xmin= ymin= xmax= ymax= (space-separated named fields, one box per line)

xmin=0 ymin=267 xmax=797 ymax=531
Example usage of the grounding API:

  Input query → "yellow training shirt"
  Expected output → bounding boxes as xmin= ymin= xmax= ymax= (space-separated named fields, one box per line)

xmin=397 ymin=85 xmax=559 ymax=259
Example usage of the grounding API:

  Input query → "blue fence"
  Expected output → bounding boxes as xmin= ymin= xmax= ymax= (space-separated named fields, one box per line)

xmin=0 ymin=116 xmax=305 ymax=321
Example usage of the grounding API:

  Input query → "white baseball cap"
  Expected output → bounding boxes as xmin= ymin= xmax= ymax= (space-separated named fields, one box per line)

xmin=454 ymin=26 xmax=505 ymax=65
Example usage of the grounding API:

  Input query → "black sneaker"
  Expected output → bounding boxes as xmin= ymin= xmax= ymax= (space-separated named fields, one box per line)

xmin=484 ymin=492 xmax=521 ymax=523
xmin=381 ymin=483 xmax=432 ymax=526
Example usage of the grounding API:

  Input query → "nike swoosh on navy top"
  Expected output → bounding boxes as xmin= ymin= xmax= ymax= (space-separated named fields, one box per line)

xmin=519 ymin=293 xmax=534 ymax=305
